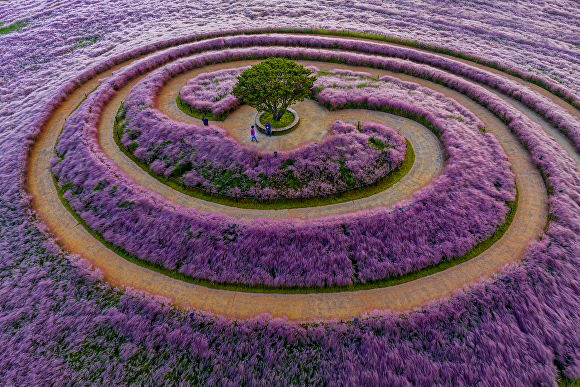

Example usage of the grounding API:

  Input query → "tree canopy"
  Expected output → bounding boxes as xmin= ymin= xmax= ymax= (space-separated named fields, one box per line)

xmin=232 ymin=58 xmax=316 ymax=121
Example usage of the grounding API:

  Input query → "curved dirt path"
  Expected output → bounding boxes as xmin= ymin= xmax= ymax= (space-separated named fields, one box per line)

xmin=28 ymin=39 xmax=557 ymax=321
xmin=100 ymin=60 xmax=443 ymax=220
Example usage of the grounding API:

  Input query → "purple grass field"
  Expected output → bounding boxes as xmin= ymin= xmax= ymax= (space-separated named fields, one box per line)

xmin=53 ymin=53 xmax=514 ymax=287
xmin=3 ymin=1 xmax=580 ymax=386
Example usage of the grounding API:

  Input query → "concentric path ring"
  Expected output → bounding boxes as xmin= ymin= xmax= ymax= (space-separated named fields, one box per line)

xmin=100 ymin=60 xmax=443 ymax=220
xmin=28 ymin=35 xmax=559 ymax=321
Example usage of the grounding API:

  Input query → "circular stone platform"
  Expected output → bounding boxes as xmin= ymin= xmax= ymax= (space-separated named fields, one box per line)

xmin=255 ymin=108 xmax=300 ymax=135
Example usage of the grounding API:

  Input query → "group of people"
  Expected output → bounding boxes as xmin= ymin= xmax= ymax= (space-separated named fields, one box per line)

xmin=250 ymin=122 xmax=272 ymax=142
xmin=202 ymin=115 xmax=272 ymax=144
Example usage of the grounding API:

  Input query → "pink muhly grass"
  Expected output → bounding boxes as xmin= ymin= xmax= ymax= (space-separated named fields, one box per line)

xmin=6 ymin=19 xmax=580 ymax=384
xmin=53 ymin=48 xmax=515 ymax=288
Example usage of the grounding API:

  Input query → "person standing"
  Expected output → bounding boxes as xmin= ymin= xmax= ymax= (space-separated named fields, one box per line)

xmin=265 ymin=121 xmax=272 ymax=136
xmin=250 ymin=125 xmax=258 ymax=142
xmin=202 ymin=115 xmax=209 ymax=126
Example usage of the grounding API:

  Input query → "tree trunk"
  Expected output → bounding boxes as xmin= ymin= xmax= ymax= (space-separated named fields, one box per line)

xmin=273 ymin=109 xmax=286 ymax=121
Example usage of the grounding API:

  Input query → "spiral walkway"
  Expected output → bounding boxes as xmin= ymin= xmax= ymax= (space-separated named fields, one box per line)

xmin=26 ymin=34 xmax=577 ymax=321
xmin=99 ymin=62 xmax=443 ymax=220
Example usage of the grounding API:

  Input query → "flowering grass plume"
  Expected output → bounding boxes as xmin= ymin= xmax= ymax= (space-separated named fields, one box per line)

xmin=178 ymin=66 xmax=248 ymax=117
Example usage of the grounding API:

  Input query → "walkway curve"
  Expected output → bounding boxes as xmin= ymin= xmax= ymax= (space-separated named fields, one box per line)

xmin=27 ymin=40 xmax=554 ymax=321
xmin=100 ymin=60 xmax=443 ymax=220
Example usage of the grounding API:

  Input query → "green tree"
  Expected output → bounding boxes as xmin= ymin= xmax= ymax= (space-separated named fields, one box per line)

xmin=232 ymin=58 xmax=316 ymax=121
